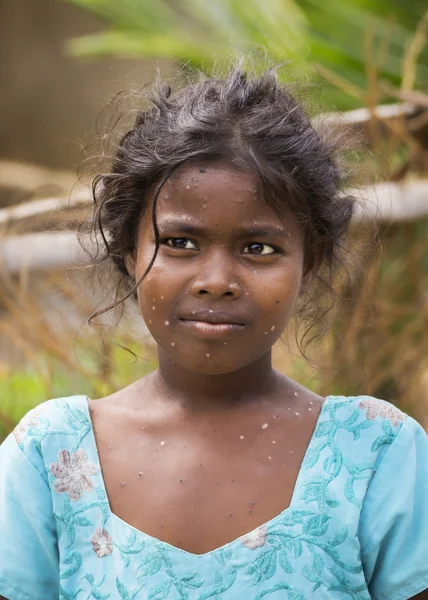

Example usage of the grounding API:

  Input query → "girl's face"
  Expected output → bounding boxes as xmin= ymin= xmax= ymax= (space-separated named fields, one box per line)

xmin=127 ymin=160 xmax=311 ymax=375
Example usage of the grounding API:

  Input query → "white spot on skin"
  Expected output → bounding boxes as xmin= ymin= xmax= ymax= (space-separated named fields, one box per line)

xmin=152 ymin=306 xmax=156 ymax=310
xmin=295 ymin=412 xmax=300 ymax=417
xmin=308 ymin=408 xmax=312 ymax=412
xmin=268 ymin=456 xmax=272 ymax=460
xmin=161 ymin=296 xmax=164 ymax=300
xmin=261 ymin=423 xmax=269 ymax=430
xmin=160 ymin=441 xmax=165 ymax=446
xmin=309 ymin=401 xmax=314 ymax=405
xmin=272 ymin=440 xmax=276 ymax=444
xmin=294 ymin=392 xmax=298 ymax=396
xmin=224 ymin=342 xmax=227 ymax=345
xmin=271 ymin=326 xmax=275 ymax=331
xmin=240 ymin=435 xmax=244 ymax=440
xmin=165 ymin=321 xmax=169 ymax=326
xmin=171 ymin=342 xmax=175 ymax=347
xmin=206 ymin=353 xmax=210 ymax=358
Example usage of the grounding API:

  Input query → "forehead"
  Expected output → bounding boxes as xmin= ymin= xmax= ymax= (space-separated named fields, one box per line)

xmin=152 ymin=160 xmax=299 ymax=236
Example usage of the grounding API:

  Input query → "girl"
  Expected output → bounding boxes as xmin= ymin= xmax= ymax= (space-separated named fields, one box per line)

xmin=0 ymin=66 xmax=427 ymax=600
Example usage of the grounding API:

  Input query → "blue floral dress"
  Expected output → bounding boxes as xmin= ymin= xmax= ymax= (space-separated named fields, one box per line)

xmin=1 ymin=394 xmax=427 ymax=600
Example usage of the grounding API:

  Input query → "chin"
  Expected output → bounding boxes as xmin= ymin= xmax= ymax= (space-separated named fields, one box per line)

xmin=183 ymin=354 xmax=253 ymax=376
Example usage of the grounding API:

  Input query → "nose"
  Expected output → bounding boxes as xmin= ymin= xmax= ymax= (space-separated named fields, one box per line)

xmin=190 ymin=251 xmax=242 ymax=300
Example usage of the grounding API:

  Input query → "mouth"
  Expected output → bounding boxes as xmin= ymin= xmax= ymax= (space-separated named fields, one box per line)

xmin=178 ymin=311 xmax=246 ymax=339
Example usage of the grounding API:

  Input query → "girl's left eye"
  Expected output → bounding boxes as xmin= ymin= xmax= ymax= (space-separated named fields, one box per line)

xmin=243 ymin=243 xmax=277 ymax=256
xmin=165 ymin=238 xmax=198 ymax=250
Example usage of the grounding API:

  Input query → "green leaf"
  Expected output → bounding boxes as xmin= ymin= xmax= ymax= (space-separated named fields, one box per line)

xmin=280 ymin=510 xmax=315 ymax=525
xmin=314 ymin=421 xmax=335 ymax=437
xmin=352 ymin=420 xmax=372 ymax=441
xmin=254 ymin=583 xmax=293 ymax=600
xmin=371 ymin=434 xmax=394 ymax=452
xmin=303 ymin=514 xmax=331 ymax=536
xmin=180 ymin=573 xmax=204 ymax=589
xmin=325 ymin=498 xmax=339 ymax=508
xmin=76 ymin=516 xmax=93 ymax=527
xmin=344 ymin=476 xmax=361 ymax=508
xmin=199 ymin=568 xmax=237 ymax=599
xmin=341 ymin=410 xmax=359 ymax=427
xmin=115 ymin=578 xmax=145 ymax=600
xmin=382 ymin=418 xmax=394 ymax=436
xmin=60 ymin=551 xmax=83 ymax=580
xmin=301 ymin=478 xmax=328 ymax=507
xmin=329 ymin=525 xmax=348 ymax=546
xmin=278 ymin=548 xmax=295 ymax=573
xmin=293 ymin=539 xmax=303 ymax=558
xmin=147 ymin=580 xmax=172 ymax=600
xmin=116 ymin=578 xmax=131 ymax=600
xmin=137 ymin=551 xmax=162 ymax=577
xmin=323 ymin=448 xmax=343 ymax=478
xmin=312 ymin=552 xmax=324 ymax=576
xmin=248 ymin=549 xmax=277 ymax=583
xmin=302 ymin=563 xmax=320 ymax=584
xmin=303 ymin=441 xmax=327 ymax=468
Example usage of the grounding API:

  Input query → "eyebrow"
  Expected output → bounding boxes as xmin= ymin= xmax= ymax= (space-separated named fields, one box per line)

xmin=157 ymin=219 xmax=291 ymax=238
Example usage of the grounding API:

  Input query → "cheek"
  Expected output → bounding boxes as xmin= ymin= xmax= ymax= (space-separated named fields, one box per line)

xmin=135 ymin=261 xmax=182 ymax=334
xmin=251 ymin=269 xmax=302 ymax=341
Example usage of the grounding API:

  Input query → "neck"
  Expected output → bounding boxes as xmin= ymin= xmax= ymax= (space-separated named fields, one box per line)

xmin=152 ymin=349 xmax=283 ymax=412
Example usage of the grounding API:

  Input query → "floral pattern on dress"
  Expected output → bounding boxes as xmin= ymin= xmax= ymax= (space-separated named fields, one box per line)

xmin=241 ymin=525 xmax=268 ymax=550
xmin=358 ymin=398 xmax=406 ymax=427
xmin=50 ymin=448 xmax=98 ymax=501
xmin=92 ymin=528 xmax=113 ymax=558
xmin=13 ymin=407 xmax=41 ymax=445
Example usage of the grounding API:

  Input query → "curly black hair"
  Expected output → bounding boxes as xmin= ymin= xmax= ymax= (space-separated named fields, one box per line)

xmin=80 ymin=63 xmax=362 ymax=358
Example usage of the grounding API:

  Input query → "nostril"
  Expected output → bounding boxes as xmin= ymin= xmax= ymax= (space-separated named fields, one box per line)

xmin=198 ymin=290 xmax=209 ymax=295
xmin=224 ymin=291 xmax=234 ymax=297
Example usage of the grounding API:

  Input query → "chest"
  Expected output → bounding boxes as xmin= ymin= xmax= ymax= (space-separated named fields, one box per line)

xmin=91 ymin=405 xmax=319 ymax=555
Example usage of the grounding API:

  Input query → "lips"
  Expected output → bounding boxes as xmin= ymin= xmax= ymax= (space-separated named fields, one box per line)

xmin=177 ymin=309 xmax=247 ymax=340
xmin=179 ymin=309 xmax=246 ymax=326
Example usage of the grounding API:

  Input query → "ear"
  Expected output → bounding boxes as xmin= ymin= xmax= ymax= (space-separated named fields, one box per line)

xmin=124 ymin=250 xmax=137 ymax=279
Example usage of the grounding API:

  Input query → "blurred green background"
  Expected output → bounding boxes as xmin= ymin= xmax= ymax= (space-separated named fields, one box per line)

xmin=0 ymin=0 xmax=427 ymax=440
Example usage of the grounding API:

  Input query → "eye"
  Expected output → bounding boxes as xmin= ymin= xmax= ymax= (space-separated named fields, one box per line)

xmin=243 ymin=243 xmax=277 ymax=256
xmin=164 ymin=238 xmax=198 ymax=250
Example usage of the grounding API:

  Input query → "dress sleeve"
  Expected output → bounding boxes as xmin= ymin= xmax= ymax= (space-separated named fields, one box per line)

xmin=359 ymin=415 xmax=428 ymax=600
xmin=0 ymin=432 xmax=59 ymax=600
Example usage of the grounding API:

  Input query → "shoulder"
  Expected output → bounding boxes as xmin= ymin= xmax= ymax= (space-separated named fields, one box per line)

xmin=298 ymin=395 xmax=416 ymax=514
xmin=318 ymin=394 xmax=409 ymax=465
xmin=324 ymin=394 xmax=407 ymax=427
xmin=10 ymin=395 xmax=91 ymax=475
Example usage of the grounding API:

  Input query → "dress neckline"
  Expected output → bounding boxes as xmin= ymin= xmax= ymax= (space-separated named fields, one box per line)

xmin=79 ymin=394 xmax=334 ymax=559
